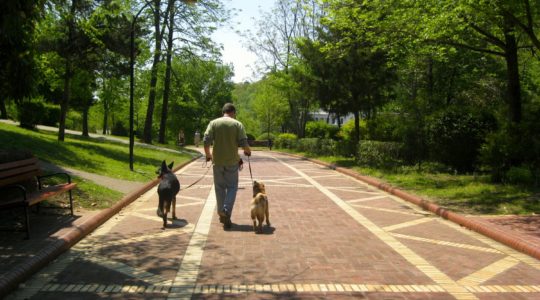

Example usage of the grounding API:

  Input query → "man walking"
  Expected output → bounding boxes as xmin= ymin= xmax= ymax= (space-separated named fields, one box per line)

xmin=203 ymin=103 xmax=251 ymax=229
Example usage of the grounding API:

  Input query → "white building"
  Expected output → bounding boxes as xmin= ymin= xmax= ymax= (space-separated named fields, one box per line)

xmin=310 ymin=110 xmax=354 ymax=126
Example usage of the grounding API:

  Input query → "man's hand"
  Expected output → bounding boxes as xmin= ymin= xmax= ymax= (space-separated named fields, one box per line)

xmin=205 ymin=154 xmax=213 ymax=162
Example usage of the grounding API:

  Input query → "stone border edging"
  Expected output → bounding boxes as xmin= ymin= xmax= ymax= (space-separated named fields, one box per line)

xmin=280 ymin=152 xmax=540 ymax=261
xmin=0 ymin=154 xmax=201 ymax=298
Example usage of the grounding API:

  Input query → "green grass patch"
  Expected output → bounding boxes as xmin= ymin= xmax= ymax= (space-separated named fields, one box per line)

xmin=0 ymin=123 xmax=199 ymax=210
xmin=0 ymin=123 xmax=196 ymax=182
xmin=277 ymin=148 xmax=540 ymax=215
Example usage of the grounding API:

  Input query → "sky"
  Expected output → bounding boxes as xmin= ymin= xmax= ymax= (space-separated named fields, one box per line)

xmin=211 ymin=0 xmax=275 ymax=83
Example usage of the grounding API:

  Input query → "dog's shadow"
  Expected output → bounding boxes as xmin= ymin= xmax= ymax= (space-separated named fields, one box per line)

xmin=165 ymin=218 xmax=189 ymax=229
xmin=227 ymin=224 xmax=276 ymax=235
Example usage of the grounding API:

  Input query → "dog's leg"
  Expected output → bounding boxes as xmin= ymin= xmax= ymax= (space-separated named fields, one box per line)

xmin=257 ymin=215 xmax=264 ymax=233
xmin=251 ymin=210 xmax=257 ymax=232
xmin=265 ymin=199 xmax=270 ymax=226
xmin=172 ymin=198 xmax=177 ymax=219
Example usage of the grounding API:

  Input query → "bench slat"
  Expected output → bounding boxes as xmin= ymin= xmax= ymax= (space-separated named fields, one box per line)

xmin=0 ymin=157 xmax=39 ymax=172
xmin=27 ymin=183 xmax=77 ymax=206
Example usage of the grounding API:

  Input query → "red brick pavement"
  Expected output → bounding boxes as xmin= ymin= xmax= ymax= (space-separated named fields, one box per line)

xmin=3 ymin=152 xmax=540 ymax=299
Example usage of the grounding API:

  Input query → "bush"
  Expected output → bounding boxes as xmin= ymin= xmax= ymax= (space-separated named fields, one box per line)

xmin=42 ymin=103 xmax=60 ymax=126
xmin=274 ymin=133 xmax=297 ymax=149
xmin=297 ymin=138 xmax=336 ymax=156
xmin=112 ymin=121 xmax=128 ymax=136
xmin=18 ymin=98 xmax=45 ymax=129
xmin=257 ymin=133 xmax=276 ymax=141
xmin=427 ymin=109 xmax=496 ymax=172
xmin=305 ymin=121 xmax=339 ymax=139
xmin=357 ymin=140 xmax=403 ymax=169
xmin=505 ymin=166 xmax=534 ymax=185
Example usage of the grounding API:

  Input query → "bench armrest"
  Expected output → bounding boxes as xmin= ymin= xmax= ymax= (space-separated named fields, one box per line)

xmin=0 ymin=184 xmax=27 ymax=202
xmin=37 ymin=172 xmax=72 ymax=189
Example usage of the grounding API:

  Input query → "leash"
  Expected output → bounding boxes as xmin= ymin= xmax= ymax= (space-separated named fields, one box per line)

xmin=180 ymin=159 xmax=212 ymax=191
xmin=247 ymin=155 xmax=254 ymax=186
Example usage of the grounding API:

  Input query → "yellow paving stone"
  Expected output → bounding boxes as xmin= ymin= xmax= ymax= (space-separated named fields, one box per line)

xmin=64 ymin=284 xmax=76 ymax=292
xmin=72 ymin=284 xmax=84 ymax=292
xmin=231 ymin=284 xmax=239 ymax=293
xmin=327 ymin=284 xmax=336 ymax=292
xmin=263 ymin=284 xmax=271 ymax=292
xmin=302 ymin=284 xmax=312 ymax=292
xmin=279 ymin=284 xmax=287 ymax=292
xmin=342 ymin=284 xmax=352 ymax=292
xmin=111 ymin=285 xmax=123 ymax=293
xmin=516 ymin=285 xmax=530 ymax=292
xmin=287 ymin=284 xmax=295 ymax=292
xmin=319 ymin=284 xmax=328 ymax=292
xmin=104 ymin=285 xmax=115 ymax=293
xmin=335 ymin=284 xmax=344 ymax=292
xmin=311 ymin=284 xmax=319 ymax=291
xmin=209 ymin=284 xmax=217 ymax=293
xmin=533 ymin=285 xmax=540 ymax=292
xmin=390 ymin=285 xmax=399 ymax=292
xmin=238 ymin=284 xmax=247 ymax=293
xmin=295 ymin=284 xmax=304 ymax=292
xmin=397 ymin=285 xmax=408 ymax=292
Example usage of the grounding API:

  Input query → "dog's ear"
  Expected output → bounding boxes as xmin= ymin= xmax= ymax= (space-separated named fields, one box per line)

xmin=168 ymin=161 xmax=174 ymax=170
xmin=253 ymin=180 xmax=258 ymax=185
xmin=161 ymin=160 xmax=167 ymax=170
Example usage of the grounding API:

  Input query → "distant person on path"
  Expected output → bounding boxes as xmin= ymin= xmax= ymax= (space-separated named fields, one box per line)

xmin=203 ymin=103 xmax=251 ymax=229
xmin=178 ymin=130 xmax=185 ymax=146
xmin=194 ymin=130 xmax=201 ymax=147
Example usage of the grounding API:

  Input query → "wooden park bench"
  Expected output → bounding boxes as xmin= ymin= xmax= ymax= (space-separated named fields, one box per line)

xmin=0 ymin=156 xmax=76 ymax=239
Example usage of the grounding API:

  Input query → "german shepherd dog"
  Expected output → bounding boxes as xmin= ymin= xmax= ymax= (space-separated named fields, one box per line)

xmin=156 ymin=161 xmax=180 ymax=228
xmin=251 ymin=181 xmax=270 ymax=233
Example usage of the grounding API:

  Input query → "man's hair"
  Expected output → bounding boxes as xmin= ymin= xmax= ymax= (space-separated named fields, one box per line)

xmin=222 ymin=103 xmax=236 ymax=114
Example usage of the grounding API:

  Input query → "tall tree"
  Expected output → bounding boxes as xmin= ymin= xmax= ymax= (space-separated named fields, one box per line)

xmin=0 ymin=0 xmax=44 ymax=119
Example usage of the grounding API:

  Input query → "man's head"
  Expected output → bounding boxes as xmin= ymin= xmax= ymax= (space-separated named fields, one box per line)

xmin=222 ymin=103 xmax=236 ymax=116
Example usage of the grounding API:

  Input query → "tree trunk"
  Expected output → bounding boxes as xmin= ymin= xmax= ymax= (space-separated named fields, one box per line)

xmin=82 ymin=106 xmax=89 ymax=137
xmin=353 ymin=110 xmax=360 ymax=144
xmin=58 ymin=58 xmax=72 ymax=142
xmin=503 ymin=17 xmax=522 ymax=124
xmin=58 ymin=0 xmax=76 ymax=142
xmin=158 ymin=0 xmax=176 ymax=144
xmin=143 ymin=0 xmax=163 ymax=144
xmin=0 ymin=98 xmax=7 ymax=119
xmin=102 ymin=99 xmax=108 ymax=134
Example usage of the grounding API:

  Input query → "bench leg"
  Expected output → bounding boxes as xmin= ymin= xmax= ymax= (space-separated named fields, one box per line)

xmin=24 ymin=205 xmax=30 ymax=239
xmin=69 ymin=190 xmax=74 ymax=216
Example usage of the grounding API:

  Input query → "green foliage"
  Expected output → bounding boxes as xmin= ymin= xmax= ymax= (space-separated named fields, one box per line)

xmin=111 ymin=121 xmax=128 ymax=137
xmin=257 ymin=133 xmax=276 ymax=141
xmin=18 ymin=98 xmax=46 ymax=129
xmin=274 ymin=133 xmax=298 ymax=149
xmin=505 ymin=166 xmax=534 ymax=185
xmin=427 ymin=108 xmax=496 ymax=172
xmin=42 ymin=103 xmax=60 ymax=127
xmin=296 ymin=138 xmax=335 ymax=156
xmin=357 ymin=140 xmax=403 ymax=169
xmin=305 ymin=121 xmax=339 ymax=139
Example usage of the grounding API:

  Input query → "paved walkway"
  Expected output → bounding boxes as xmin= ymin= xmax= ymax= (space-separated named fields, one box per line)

xmin=4 ymin=152 xmax=540 ymax=299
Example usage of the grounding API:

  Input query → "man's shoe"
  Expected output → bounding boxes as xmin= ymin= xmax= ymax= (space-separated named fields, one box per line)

xmin=223 ymin=217 xmax=232 ymax=229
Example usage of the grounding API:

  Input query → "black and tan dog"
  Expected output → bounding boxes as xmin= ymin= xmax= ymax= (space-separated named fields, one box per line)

xmin=251 ymin=181 xmax=270 ymax=233
xmin=156 ymin=161 xmax=180 ymax=228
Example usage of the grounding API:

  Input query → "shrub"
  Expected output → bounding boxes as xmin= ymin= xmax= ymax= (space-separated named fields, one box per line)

xmin=305 ymin=121 xmax=339 ymax=139
xmin=18 ymin=98 xmax=45 ymax=129
xmin=357 ymin=140 xmax=403 ymax=169
xmin=297 ymin=138 xmax=336 ymax=156
xmin=42 ymin=103 xmax=60 ymax=126
xmin=505 ymin=166 xmax=534 ymax=185
xmin=257 ymin=132 xmax=276 ymax=141
xmin=274 ymin=133 xmax=297 ymax=149
xmin=112 ymin=121 xmax=128 ymax=136
xmin=427 ymin=109 xmax=496 ymax=172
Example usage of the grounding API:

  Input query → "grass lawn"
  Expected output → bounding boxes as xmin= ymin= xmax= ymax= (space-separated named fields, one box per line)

xmin=0 ymin=123 xmax=198 ymax=209
xmin=281 ymin=150 xmax=540 ymax=216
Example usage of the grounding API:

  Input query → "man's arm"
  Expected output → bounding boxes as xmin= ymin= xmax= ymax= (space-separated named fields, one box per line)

xmin=204 ymin=145 xmax=212 ymax=161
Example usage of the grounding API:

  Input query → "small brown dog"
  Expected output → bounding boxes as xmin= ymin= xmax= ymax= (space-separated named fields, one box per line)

xmin=251 ymin=181 xmax=270 ymax=233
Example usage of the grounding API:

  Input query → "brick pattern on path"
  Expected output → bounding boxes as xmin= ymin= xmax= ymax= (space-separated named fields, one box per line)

xmin=6 ymin=152 xmax=540 ymax=300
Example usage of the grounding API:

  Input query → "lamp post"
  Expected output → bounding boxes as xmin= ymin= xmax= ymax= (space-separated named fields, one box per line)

xmin=129 ymin=0 xmax=197 ymax=170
